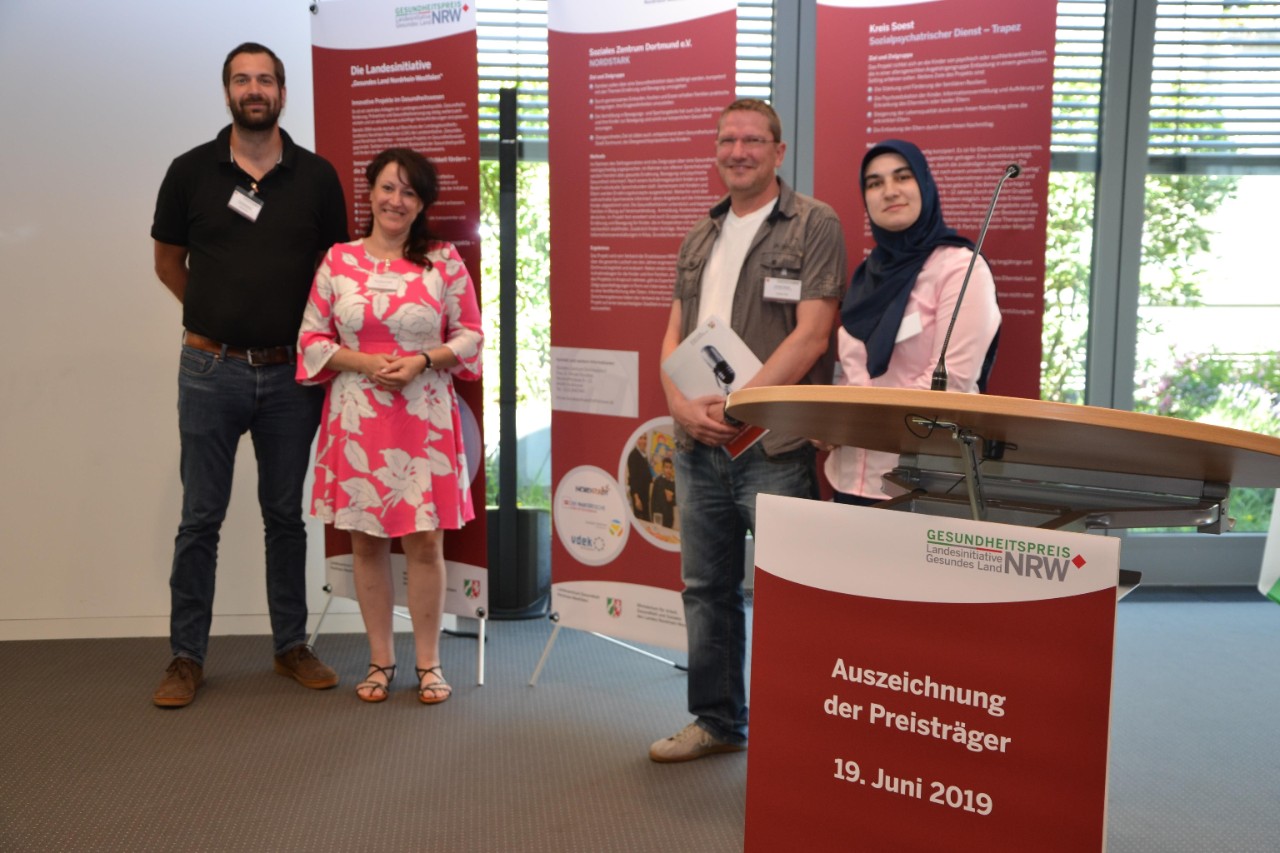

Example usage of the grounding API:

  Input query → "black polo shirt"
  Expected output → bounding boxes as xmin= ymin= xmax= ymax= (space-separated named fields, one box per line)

xmin=151 ymin=125 xmax=349 ymax=348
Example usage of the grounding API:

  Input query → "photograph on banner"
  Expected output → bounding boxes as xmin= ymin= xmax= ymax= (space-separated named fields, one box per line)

xmin=619 ymin=417 xmax=680 ymax=551
xmin=745 ymin=496 xmax=1120 ymax=852
xmin=814 ymin=0 xmax=1057 ymax=398
xmin=547 ymin=0 xmax=737 ymax=646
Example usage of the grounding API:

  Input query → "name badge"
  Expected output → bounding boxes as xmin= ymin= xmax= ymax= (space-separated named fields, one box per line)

xmin=896 ymin=311 xmax=923 ymax=343
xmin=367 ymin=272 xmax=402 ymax=293
xmin=763 ymin=276 xmax=801 ymax=302
xmin=227 ymin=186 xmax=263 ymax=222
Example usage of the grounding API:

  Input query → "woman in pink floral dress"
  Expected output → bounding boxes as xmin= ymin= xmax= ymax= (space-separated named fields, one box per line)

xmin=297 ymin=148 xmax=482 ymax=704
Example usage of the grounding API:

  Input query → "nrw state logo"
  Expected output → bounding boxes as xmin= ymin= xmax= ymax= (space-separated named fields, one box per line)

xmin=395 ymin=2 xmax=469 ymax=29
xmin=464 ymin=579 xmax=482 ymax=599
xmin=606 ymin=598 xmax=623 ymax=618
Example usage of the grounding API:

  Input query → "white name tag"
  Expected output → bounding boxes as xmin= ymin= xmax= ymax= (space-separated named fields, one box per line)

xmin=227 ymin=187 xmax=263 ymax=222
xmin=763 ymin=276 xmax=801 ymax=302
xmin=367 ymin=272 xmax=402 ymax=292
xmin=896 ymin=310 xmax=923 ymax=343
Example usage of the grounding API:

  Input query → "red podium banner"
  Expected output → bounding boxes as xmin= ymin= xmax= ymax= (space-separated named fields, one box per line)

xmin=747 ymin=497 xmax=1120 ymax=851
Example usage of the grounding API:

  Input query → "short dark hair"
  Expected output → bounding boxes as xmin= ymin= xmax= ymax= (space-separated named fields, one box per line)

xmin=718 ymin=98 xmax=782 ymax=143
xmin=364 ymin=148 xmax=441 ymax=268
xmin=222 ymin=42 xmax=286 ymax=89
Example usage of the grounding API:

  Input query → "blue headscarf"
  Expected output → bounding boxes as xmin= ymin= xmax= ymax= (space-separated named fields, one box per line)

xmin=840 ymin=140 xmax=974 ymax=378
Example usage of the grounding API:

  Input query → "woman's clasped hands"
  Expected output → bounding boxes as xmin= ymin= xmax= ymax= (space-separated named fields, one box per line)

xmin=358 ymin=351 xmax=428 ymax=389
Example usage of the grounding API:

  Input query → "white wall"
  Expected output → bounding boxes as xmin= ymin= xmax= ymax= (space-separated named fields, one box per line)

xmin=0 ymin=1 xmax=368 ymax=639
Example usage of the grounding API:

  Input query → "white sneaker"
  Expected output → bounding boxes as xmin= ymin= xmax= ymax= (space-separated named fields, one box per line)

xmin=649 ymin=722 xmax=746 ymax=763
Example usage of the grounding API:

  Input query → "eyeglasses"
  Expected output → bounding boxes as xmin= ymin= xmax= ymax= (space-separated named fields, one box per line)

xmin=716 ymin=136 xmax=776 ymax=150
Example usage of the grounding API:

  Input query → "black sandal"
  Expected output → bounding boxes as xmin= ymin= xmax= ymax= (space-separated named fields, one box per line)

xmin=416 ymin=665 xmax=452 ymax=705
xmin=356 ymin=663 xmax=397 ymax=703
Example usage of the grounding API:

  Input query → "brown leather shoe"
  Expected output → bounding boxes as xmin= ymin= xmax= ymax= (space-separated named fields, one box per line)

xmin=273 ymin=645 xmax=339 ymax=689
xmin=153 ymin=657 xmax=203 ymax=708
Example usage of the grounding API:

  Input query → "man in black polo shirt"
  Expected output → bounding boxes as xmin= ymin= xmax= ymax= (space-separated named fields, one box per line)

xmin=150 ymin=42 xmax=349 ymax=708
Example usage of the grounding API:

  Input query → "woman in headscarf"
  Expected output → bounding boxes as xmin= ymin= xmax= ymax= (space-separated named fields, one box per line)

xmin=825 ymin=140 xmax=1001 ymax=504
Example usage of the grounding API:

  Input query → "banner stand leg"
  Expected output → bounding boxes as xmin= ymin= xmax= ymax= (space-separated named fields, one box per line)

xmin=528 ymin=614 xmax=561 ymax=686
xmin=307 ymin=584 xmax=335 ymax=648
xmin=475 ymin=607 xmax=487 ymax=686
xmin=587 ymin=632 xmax=680 ymax=669
xmin=529 ymin=612 xmax=685 ymax=686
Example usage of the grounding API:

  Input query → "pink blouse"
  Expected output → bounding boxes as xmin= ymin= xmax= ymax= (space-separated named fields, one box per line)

xmin=824 ymin=245 xmax=1001 ymax=499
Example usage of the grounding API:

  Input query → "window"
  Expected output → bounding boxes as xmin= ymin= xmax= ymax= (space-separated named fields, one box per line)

xmin=1043 ymin=0 xmax=1108 ymax=404
xmin=1133 ymin=1 xmax=1280 ymax=532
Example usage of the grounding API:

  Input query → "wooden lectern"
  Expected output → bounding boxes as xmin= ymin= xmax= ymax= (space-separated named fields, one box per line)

xmin=728 ymin=386 xmax=1280 ymax=589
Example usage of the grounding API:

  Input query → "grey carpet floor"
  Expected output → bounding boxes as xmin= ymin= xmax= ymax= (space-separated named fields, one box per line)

xmin=1 ymin=588 xmax=1278 ymax=852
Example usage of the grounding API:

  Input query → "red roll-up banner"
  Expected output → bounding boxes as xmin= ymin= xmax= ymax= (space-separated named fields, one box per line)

xmin=311 ymin=0 xmax=486 ymax=616
xmin=547 ymin=0 xmax=737 ymax=648
xmin=815 ymin=0 xmax=1059 ymax=398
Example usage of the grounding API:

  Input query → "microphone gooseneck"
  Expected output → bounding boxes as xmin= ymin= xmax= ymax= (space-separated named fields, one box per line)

xmin=930 ymin=163 xmax=1020 ymax=392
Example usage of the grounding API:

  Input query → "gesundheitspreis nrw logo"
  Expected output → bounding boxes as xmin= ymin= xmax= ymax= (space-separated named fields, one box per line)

xmin=923 ymin=529 xmax=1088 ymax=582
xmin=395 ymin=2 xmax=469 ymax=29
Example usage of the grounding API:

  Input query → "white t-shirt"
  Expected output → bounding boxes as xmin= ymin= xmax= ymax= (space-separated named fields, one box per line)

xmin=696 ymin=200 xmax=776 ymax=327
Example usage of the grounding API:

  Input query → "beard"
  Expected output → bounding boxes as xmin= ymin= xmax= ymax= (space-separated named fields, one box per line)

xmin=229 ymin=96 xmax=281 ymax=132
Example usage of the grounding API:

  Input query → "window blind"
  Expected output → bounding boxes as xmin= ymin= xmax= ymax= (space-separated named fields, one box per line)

xmin=476 ymin=0 xmax=775 ymax=157
xmin=1053 ymin=0 xmax=1280 ymax=173
xmin=1148 ymin=1 xmax=1280 ymax=172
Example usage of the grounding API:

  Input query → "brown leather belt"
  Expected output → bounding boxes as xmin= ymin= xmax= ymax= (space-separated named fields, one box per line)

xmin=183 ymin=331 xmax=294 ymax=366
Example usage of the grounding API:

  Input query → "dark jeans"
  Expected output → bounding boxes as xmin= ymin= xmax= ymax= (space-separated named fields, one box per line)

xmin=675 ymin=441 xmax=818 ymax=744
xmin=169 ymin=346 xmax=323 ymax=664
xmin=833 ymin=491 xmax=881 ymax=507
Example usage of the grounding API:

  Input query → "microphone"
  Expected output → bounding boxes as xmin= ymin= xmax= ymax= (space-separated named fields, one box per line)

xmin=931 ymin=163 xmax=1020 ymax=392
xmin=701 ymin=344 xmax=736 ymax=392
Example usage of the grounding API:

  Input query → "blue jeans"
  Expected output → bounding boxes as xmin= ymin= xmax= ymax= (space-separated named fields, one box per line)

xmin=833 ymin=491 xmax=881 ymax=507
xmin=169 ymin=346 xmax=324 ymax=664
xmin=675 ymin=441 xmax=817 ymax=744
